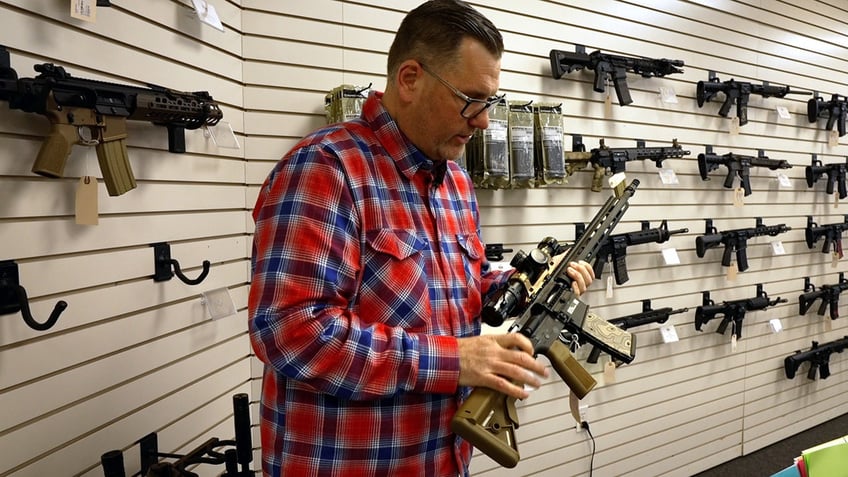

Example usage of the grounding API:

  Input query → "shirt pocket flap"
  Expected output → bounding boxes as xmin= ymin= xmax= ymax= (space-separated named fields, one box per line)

xmin=456 ymin=233 xmax=483 ymax=260
xmin=366 ymin=229 xmax=427 ymax=260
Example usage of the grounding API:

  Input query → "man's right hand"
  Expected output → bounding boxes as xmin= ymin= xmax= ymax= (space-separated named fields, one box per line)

xmin=457 ymin=333 xmax=548 ymax=400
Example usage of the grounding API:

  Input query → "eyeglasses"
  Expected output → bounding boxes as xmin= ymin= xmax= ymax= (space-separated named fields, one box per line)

xmin=420 ymin=63 xmax=505 ymax=119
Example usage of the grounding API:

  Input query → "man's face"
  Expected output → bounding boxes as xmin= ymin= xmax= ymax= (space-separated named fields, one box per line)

xmin=412 ymin=38 xmax=501 ymax=162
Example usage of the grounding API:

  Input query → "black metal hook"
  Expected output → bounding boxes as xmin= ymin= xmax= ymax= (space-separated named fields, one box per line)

xmin=0 ymin=260 xmax=68 ymax=331
xmin=151 ymin=242 xmax=211 ymax=286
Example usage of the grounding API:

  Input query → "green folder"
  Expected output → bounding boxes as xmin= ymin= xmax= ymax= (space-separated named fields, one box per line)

xmin=801 ymin=435 xmax=848 ymax=477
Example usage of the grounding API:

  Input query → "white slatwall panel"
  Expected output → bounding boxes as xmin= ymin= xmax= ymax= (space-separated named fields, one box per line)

xmin=0 ymin=0 xmax=252 ymax=476
xmin=242 ymin=1 xmax=848 ymax=476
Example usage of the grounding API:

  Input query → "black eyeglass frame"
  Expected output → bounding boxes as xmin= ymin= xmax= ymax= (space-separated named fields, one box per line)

xmin=419 ymin=62 xmax=505 ymax=119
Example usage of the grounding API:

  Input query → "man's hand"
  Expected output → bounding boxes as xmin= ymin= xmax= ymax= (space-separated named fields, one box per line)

xmin=457 ymin=333 xmax=549 ymax=400
xmin=566 ymin=260 xmax=595 ymax=295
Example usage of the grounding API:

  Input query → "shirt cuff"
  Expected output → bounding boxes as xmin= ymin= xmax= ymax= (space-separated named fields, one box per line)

xmin=413 ymin=334 xmax=460 ymax=394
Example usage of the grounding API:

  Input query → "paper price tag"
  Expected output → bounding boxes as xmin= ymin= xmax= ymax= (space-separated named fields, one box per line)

xmin=771 ymin=241 xmax=786 ymax=256
xmin=829 ymin=129 xmax=839 ymax=147
xmin=726 ymin=261 xmax=738 ymax=281
xmin=776 ymin=106 xmax=791 ymax=120
xmin=733 ymin=187 xmax=745 ymax=207
xmin=777 ymin=172 xmax=791 ymax=188
xmin=659 ymin=87 xmax=679 ymax=104
xmin=191 ymin=0 xmax=225 ymax=31
xmin=768 ymin=318 xmax=783 ymax=333
xmin=659 ymin=168 xmax=679 ymax=185
xmin=662 ymin=247 xmax=681 ymax=265
xmin=604 ymin=90 xmax=613 ymax=117
xmin=660 ymin=324 xmax=679 ymax=343
xmin=603 ymin=361 xmax=617 ymax=384
xmin=729 ymin=117 xmax=740 ymax=135
xmin=75 ymin=176 xmax=99 ymax=225
xmin=606 ymin=275 xmax=614 ymax=299
xmin=70 ymin=0 xmax=97 ymax=22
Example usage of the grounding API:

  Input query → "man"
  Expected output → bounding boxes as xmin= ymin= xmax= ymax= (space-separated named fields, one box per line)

xmin=248 ymin=1 xmax=595 ymax=475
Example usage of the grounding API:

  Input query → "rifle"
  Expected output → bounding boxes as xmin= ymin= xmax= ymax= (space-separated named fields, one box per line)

xmin=576 ymin=219 xmax=688 ymax=284
xmin=695 ymin=284 xmax=787 ymax=339
xmin=575 ymin=138 xmax=689 ymax=192
xmin=586 ymin=299 xmax=688 ymax=364
xmin=452 ymin=180 xmax=640 ymax=468
xmin=799 ymin=274 xmax=848 ymax=320
xmin=0 ymin=45 xmax=223 ymax=196
xmin=805 ymin=215 xmax=848 ymax=257
xmin=696 ymin=73 xmax=809 ymax=126
xmin=695 ymin=217 xmax=792 ymax=272
xmin=785 ymin=336 xmax=848 ymax=380
xmin=101 ymin=393 xmax=253 ymax=477
xmin=549 ymin=46 xmax=684 ymax=106
xmin=697 ymin=146 xmax=792 ymax=196
xmin=806 ymin=155 xmax=848 ymax=199
xmin=807 ymin=93 xmax=848 ymax=137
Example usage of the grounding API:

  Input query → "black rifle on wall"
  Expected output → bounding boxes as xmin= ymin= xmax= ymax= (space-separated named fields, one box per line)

xmin=696 ymin=73 xmax=809 ymax=126
xmin=549 ymin=45 xmax=684 ymax=106
xmin=785 ymin=336 xmax=848 ymax=380
xmin=452 ymin=181 xmax=640 ymax=468
xmin=695 ymin=218 xmax=791 ymax=272
xmin=698 ymin=146 xmax=792 ymax=196
xmin=586 ymin=299 xmax=688 ymax=364
xmin=695 ymin=284 xmax=787 ymax=340
xmin=0 ymin=45 xmax=223 ymax=196
xmin=576 ymin=219 xmax=688 ymax=284
xmin=806 ymin=155 xmax=848 ymax=200
xmin=805 ymin=215 xmax=848 ymax=257
xmin=808 ymin=93 xmax=848 ymax=137
xmin=799 ymin=274 xmax=848 ymax=320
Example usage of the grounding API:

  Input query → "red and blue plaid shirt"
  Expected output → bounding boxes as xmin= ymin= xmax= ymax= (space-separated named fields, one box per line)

xmin=249 ymin=91 xmax=507 ymax=477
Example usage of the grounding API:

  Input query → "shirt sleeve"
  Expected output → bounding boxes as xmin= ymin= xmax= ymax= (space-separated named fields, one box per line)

xmin=248 ymin=142 xmax=460 ymax=401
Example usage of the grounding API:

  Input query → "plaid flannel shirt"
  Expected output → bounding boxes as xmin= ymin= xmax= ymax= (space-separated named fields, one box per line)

xmin=249 ymin=91 xmax=507 ymax=477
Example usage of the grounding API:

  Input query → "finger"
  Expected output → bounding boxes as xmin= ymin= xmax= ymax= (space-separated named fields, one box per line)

xmin=569 ymin=262 xmax=587 ymax=294
xmin=578 ymin=260 xmax=596 ymax=279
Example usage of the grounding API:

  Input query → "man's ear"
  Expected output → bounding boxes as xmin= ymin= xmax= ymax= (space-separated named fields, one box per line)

xmin=395 ymin=60 xmax=424 ymax=103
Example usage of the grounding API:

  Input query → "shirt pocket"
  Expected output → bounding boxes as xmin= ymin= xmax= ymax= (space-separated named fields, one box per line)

xmin=361 ymin=229 xmax=431 ymax=329
xmin=455 ymin=232 xmax=484 ymax=317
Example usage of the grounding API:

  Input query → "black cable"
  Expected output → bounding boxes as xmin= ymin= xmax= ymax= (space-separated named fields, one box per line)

xmin=582 ymin=420 xmax=596 ymax=477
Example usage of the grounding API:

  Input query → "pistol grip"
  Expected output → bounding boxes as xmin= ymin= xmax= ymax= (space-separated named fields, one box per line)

xmin=546 ymin=339 xmax=596 ymax=399
xmin=451 ymin=387 xmax=520 ymax=468
xmin=95 ymin=118 xmax=136 ymax=196
xmin=32 ymin=122 xmax=78 ymax=178
xmin=591 ymin=165 xmax=605 ymax=192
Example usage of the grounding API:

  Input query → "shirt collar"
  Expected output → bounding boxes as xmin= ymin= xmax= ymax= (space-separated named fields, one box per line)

xmin=361 ymin=90 xmax=439 ymax=183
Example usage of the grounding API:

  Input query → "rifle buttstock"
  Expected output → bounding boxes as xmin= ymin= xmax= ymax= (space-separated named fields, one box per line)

xmin=451 ymin=387 xmax=520 ymax=468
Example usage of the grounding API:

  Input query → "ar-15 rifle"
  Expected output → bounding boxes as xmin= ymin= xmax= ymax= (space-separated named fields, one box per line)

xmin=806 ymin=155 xmax=848 ymax=200
xmin=808 ymin=93 xmax=848 ymax=137
xmin=698 ymin=146 xmax=792 ymax=196
xmin=695 ymin=284 xmax=787 ymax=339
xmin=805 ymin=215 xmax=848 ymax=257
xmin=452 ymin=180 xmax=640 ymax=468
xmin=586 ymin=299 xmax=688 ymax=364
xmin=785 ymin=336 xmax=848 ymax=380
xmin=696 ymin=73 xmax=809 ymax=126
xmin=549 ymin=45 xmax=684 ymax=106
xmin=566 ymin=137 xmax=689 ymax=192
xmin=576 ymin=219 xmax=688 ymax=285
xmin=0 ymin=45 xmax=223 ymax=196
xmin=101 ymin=393 xmax=253 ymax=477
xmin=799 ymin=274 xmax=848 ymax=320
xmin=695 ymin=217 xmax=791 ymax=272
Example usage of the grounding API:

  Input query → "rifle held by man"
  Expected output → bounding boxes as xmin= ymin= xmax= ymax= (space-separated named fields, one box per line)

xmin=0 ymin=45 xmax=223 ymax=196
xmin=452 ymin=180 xmax=640 ymax=468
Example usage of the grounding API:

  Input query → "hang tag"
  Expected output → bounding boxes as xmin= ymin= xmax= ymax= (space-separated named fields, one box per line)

xmin=730 ymin=326 xmax=737 ymax=352
xmin=833 ymin=251 xmax=840 ymax=268
xmin=207 ymin=121 xmax=241 ymax=149
xmin=659 ymin=87 xmax=679 ymax=104
xmin=726 ymin=261 xmax=738 ymax=281
xmin=191 ymin=0 xmax=225 ymax=31
xmin=604 ymin=90 xmax=613 ymax=117
xmin=70 ymin=0 xmax=97 ymax=22
xmin=75 ymin=176 xmax=99 ymax=225
xmin=659 ymin=168 xmax=679 ymax=185
xmin=729 ymin=117 xmax=740 ymax=135
xmin=834 ymin=191 xmax=840 ymax=209
xmin=733 ymin=187 xmax=745 ymax=207
xmin=660 ymin=324 xmax=679 ymax=343
xmin=768 ymin=318 xmax=783 ymax=333
xmin=662 ymin=247 xmax=681 ymax=265
xmin=829 ymin=129 xmax=839 ymax=147
xmin=569 ymin=392 xmax=582 ymax=423
xmin=825 ymin=317 xmax=833 ymax=332
xmin=603 ymin=360 xmax=617 ymax=384
xmin=776 ymin=106 xmax=791 ymax=120
xmin=606 ymin=275 xmax=614 ymax=299
xmin=777 ymin=172 xmax=791 ymax=188
xmin=771 ymin=241 xmax=786 ymax=256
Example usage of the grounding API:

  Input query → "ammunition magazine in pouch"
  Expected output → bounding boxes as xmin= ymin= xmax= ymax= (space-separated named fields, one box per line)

xmin=472 ymin=98 xmax=510 ymax=189
xmin=533 ymin=102 xmax=566 ymax=185
xmin=508 ymin=100 xmax=536 ymax=189
xmin=324 ymin=84 xmax=369 ymax=124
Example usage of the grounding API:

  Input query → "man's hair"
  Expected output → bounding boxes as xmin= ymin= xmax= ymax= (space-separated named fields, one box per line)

xmin=387 ymin=0 xmax=504 ymax=79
